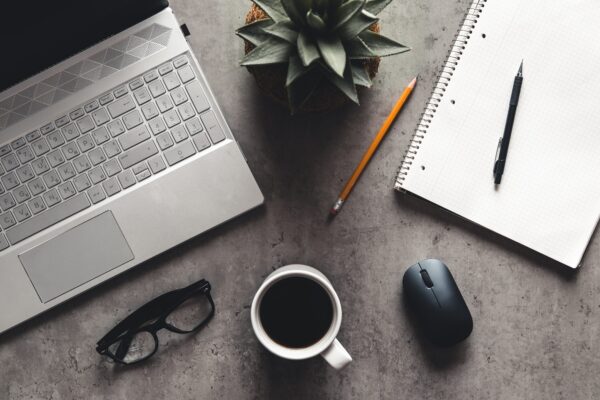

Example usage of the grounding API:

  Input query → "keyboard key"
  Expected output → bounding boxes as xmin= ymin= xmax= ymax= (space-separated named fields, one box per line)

xmin=0 ymin=193 xmax=16 ymax=211
xmin=117 ymin=170 xmax=136 ymax=189
xmin=136 ymin=169 xmax=151 ymax=182
xmin=141 ymin=102 xmax=159 ymax=120
xmin=16 ymin=146 xmax=34 ymax=163
xmin=108 ymin=94 xmax=136 ymax=118
xmin=148 ymin=80 xmax=166 ymax=98
xmin=13 ymin=204 xmax=31 ymax=222
xmin=91 ymin=108 xmax=110 ymax=126
xmin=129 ymin=77 xmax=144 ymax=90
xmin=118 ymin=141 xmax=158 ymax=169
xmin=88 ymin=166 xmax=106 ymax=184
xmin=40 ymin=122 xmax=55 ymax=135
xmin=0 ymin=212 xmax=16 ymax=229
xmin=7 ymin=193 xmax=91 ymax=244
xmin=186 ymin=117 xmax=203 ymax=135
xmin=134 ymin=87 xmax=151 ymax=105
xmin=107 ymin=120 xmax=126 ymax=137
xmin=28 ymin=197 xmax=46 ymax=215
xmin=148 ymin=155 xmax=166 ymax=174
xmin=164 ymin=109 xmax=181 ymax=128
xmin=31 ymin=158 xmax=50 ymax=175
xmin=179 ymin=102 xmax=196 ymax=121
xmin=1 ymin=154 xmax=19 ymax=172
xmin=132 ymin=163 xmax=148 ymax=175
xmin=123 ymin=110 xmax=143 ymax=130
xmin=193 ymin=133 xmax=211 ymax=152
xmin=48 ymin=130 xmax=66 ymax=148
xmin=158 ymin=63 xmax=173 ymax=75
xmin=84 ymin=100 xmax=99 ymax=113
xmin=26 ymin=130 xmax=41 ymax=142
xmin=47 ymin=149 xmax=65 ymax=167
xmin=156 ymin=133 xmax=174 ymax=150
xmin=92 ymin=126 xmax=111 ymax=145
xmin=149 ymin=117 xmax=167 ymax=135
xmin=164 ymin=141 xmax=196 ymax=166
xmin=32 ymin=138 xmax=50 ymax=156
xmin=103 ymin=140 xmax=121 ymax=158
xmin=102 ymin=177 xmax=121 ymax=197
xmin=43 ymin=189 xmax=61 ymax=207
xmin=55 ymin=115 xmax=70 ymax=128
xmin=156 ymin=94 xmax=173 ymax=113
xmin=43 ymin=170 xmax=61 ymax=188
xmin=28 ymin=178 xmax=46 ymax=196
xmin=16 ymin=165 xmax=34 ymax=182
xmin=57 ymin=162 xmax=76 ymax=180
xmin=103 ymin=158 xmax=121 ymax=177
xmin=1 ymin=173 xmax=19 ymax=190
xmin=76 ymin=134 xmax=95 ymax=152
xmin=201 ymin=111 xmax=226 ymax=143
xmin=171 ymin=87 xmax=188 ymax=106
xmin=0 ymin=145 xmax=11 ymax=157
xmin=119 ymin=126 xmax=150 ymax=150
xmin=73 ymin=154 xmax=92 ymax=173
xmin=73 ymin=174 xmax=91 ymax=192
xmin=76 ymin=116 xmax=95 ymax=134
xmin=69 ymin=108 xmax=84 ymax=120
xmin=113 ymin=86 xmax=128 ymax=98
xmin=62 ymin=141 xmax=80 ymax=160
xmin=87 ymin=185 xmax=106 ymax=204
xmin=58 ymin=181 xmax=76 ymax=199
xmin=178 ymin=65 xmax=195 ymax=83
xmin=144 ymin=70 xmax=159 ymax=83
xmin=171 ymin=125 xmax=188 ymax=143
xmin=88 ymin=148 xmax=107 ymax=166
xmin=163 ymin=72 xmax=180 ymax=90
xmin=99 ymin=93 xmax=114 ymax=105
xmin=186 ymin=81 xmax=210 ymax=114
xmin=0 ymin=234 xmax=8 ymax=251
xmin=11 ymin=137 xmax=26 ymax=150
xmin=173 ymin=56 xmax=188 ymax=69
xmin=13 ymin=185 xmax=31 ymax=203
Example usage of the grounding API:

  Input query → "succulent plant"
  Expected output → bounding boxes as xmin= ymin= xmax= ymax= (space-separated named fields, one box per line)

xmin=236 ymin=0 xmax=410 ymax=113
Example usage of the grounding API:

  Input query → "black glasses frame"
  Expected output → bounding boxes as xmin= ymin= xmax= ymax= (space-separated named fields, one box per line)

xmin=96 ymin=279 xmax=214 ymax=365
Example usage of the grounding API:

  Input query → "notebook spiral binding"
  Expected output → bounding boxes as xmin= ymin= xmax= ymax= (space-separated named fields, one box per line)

xmin=394 ymin=0 xmax=487 ymax=190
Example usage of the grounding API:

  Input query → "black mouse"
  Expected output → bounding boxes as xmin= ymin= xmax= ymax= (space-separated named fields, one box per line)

xmin=403 ymin=259 xmax=473 ymax=347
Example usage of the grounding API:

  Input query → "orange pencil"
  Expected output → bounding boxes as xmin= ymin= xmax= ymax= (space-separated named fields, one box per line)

xmin=330 ymin=77 xmax=417 ymax=216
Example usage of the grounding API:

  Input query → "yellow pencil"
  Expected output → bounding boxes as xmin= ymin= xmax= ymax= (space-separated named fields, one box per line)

xmin=330 ymin=77 xmax=417 ymax=216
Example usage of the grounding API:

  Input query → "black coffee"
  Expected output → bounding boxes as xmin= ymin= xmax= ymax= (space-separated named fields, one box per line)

xmin=259 ymin=277 xmax=334 ymax=348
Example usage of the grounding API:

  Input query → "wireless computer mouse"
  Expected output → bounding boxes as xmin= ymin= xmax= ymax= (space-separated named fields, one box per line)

xmin=403 ymin=259 xmax=473 ymax=347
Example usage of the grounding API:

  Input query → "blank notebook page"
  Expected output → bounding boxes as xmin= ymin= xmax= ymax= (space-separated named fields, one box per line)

xmin=398 ymin=0 xmax=600 ymax=267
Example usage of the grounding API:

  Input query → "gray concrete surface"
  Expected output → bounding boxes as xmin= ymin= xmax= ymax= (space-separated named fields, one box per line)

xmin=2 ymin=0 xmax=600 ymax=399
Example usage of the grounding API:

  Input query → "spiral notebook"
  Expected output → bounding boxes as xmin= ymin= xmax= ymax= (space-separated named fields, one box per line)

xmin=394 ymin=0 xmax=600 ymax=268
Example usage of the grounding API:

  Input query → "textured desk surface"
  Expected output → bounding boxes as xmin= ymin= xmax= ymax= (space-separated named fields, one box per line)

xmin=2 ymin=1 xmax=599 ymax=399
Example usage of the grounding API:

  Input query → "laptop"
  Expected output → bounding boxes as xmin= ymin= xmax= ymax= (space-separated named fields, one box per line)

xmin=0 ymin=0 xmax=263 ymax=334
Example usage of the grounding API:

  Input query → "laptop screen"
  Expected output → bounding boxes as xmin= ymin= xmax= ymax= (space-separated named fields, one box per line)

xmin=0 ymin=0 xmax=169 ymax=92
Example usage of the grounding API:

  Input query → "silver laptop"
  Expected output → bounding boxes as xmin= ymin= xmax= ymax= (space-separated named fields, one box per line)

xmin=0 ymin=0 xmax=263 ymax=334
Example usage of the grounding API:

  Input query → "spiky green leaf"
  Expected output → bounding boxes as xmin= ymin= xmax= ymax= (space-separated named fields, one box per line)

xmin=359 ymin=30 xmax=410 ymax=57
xmin=297 ymin=32 xmax=321 ymax=66
xmin=252 ymin=0 xmax=287 ymax=22
xmin=240 ymin=37 xmax=293 ymax=66
xmin=306 ymin=10 xmax=327 ymax=33
xmin=351 ymin=63 xmax=372 ymax=87
xmin=262 ymin=20 xmax=299 ymax=43
xmin=336 ymin=9 xmax=379 ymax=40
xmin=236 ymin=19 xmax=274 ymax=46
xmin=281 ymin=0 xmax=309 ymax=26
xmin=286 ymin=53 xmax=312 ymax=86
xmin=332 ymin=0 xmax=365 ymax=31
xmin=364 ymin=0 xmax=394 ymax=15
xmin=345 ymin=37 xmax=377 ymax=59
xmin=317 ymin=36 xmax=347 ymax=77
xmin=320 ymin=62 xmax=359 ymax=104
xmin=288 ymin=70 xmax=322 ymax=113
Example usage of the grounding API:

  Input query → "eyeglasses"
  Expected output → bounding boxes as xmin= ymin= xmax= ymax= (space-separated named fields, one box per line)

xmin=96 ymin=279 xmax=214 ymax=365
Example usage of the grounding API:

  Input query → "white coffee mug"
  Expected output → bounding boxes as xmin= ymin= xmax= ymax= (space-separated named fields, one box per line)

xmin=251 ymin=264 xmax=352 ymax=370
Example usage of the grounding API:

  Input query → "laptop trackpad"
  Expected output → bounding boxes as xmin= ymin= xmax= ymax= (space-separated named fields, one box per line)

xmin=19 ymin=211 xmax=134 ymax=303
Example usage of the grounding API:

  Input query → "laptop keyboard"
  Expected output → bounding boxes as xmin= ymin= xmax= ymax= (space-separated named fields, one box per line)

xmin=0 ymin=54 xmax=225 ymax=251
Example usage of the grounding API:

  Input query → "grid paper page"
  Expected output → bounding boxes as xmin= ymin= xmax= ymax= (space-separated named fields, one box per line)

xmin=401 ymin=0 xmax=600 ymax=267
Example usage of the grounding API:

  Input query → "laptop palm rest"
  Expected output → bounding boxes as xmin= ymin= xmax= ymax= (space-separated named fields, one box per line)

xmin=19 ymin=211 xmax=134 ymax=303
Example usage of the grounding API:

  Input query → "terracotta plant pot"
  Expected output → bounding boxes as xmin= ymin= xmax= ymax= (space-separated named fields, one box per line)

xmin=243 ymin=4 xmax=381 ymax=113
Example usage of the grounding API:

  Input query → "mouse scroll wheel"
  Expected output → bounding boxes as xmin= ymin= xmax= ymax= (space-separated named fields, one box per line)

xmin=420 ymin=270 xmax=434 ymax=288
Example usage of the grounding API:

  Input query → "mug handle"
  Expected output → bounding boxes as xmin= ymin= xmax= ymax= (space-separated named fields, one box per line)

xmin=321 ymin=339 xmax=352 ymax=370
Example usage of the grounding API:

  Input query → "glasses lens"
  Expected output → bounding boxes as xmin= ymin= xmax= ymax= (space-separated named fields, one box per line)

xmin=108 ymin=331 xmax=156 ymax=364
xmin=165 ymin=293 xmax=213 ymax=332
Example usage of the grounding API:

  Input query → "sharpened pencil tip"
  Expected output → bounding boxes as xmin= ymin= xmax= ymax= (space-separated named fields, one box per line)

xmin=518 ymin=60 xmax=523 ymax=77
xmin=408 ymin=77 xmax=418 ymax=89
